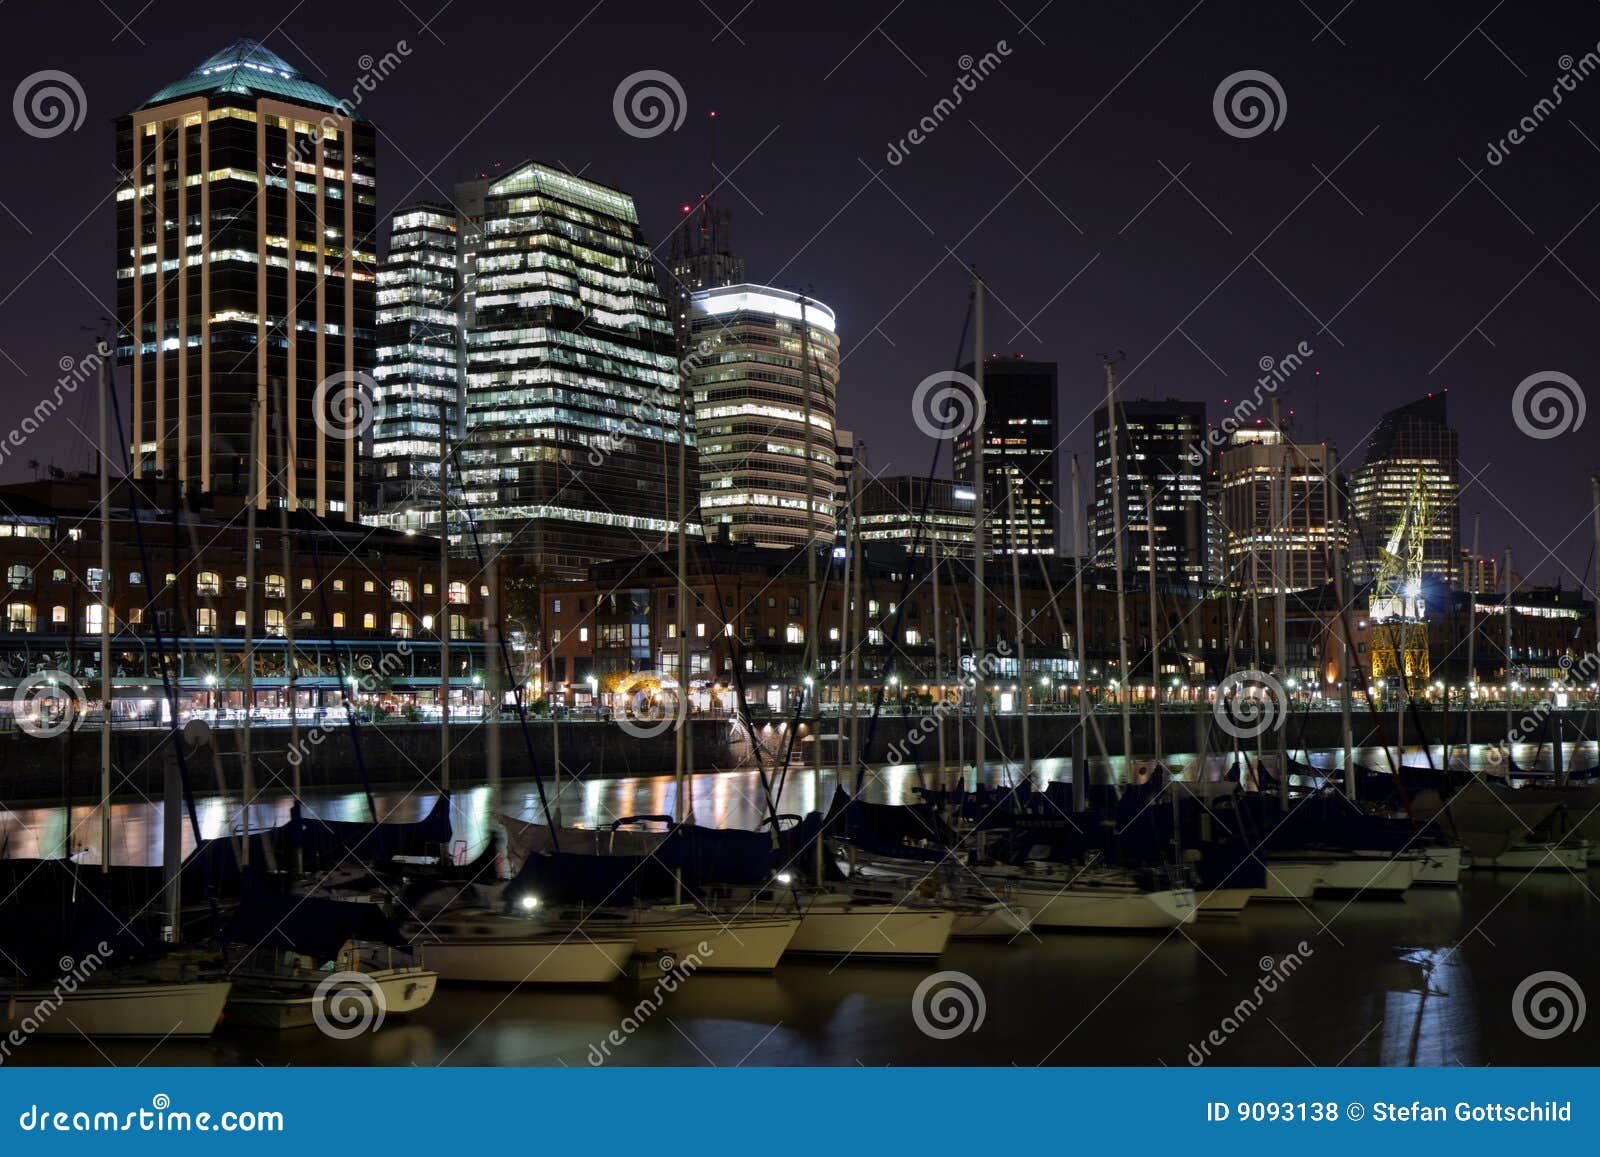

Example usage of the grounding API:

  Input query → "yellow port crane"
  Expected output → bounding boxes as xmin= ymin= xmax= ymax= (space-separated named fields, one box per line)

xmin=1369 ymin=469 xmax=1431 ymax=685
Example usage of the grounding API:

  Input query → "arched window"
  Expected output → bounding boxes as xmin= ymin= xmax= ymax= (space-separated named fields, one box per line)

xmin=390 ymin=578 xmax=413 ymax=603
xmin=196 ymin=571 xmax=220 ymax=596
xmin=332 ymin=611 xmax=346 ymax=629
xmin=264 ymin=574 xmax=285 ymax=600
xmin=50 ymin=605 xmax=67 ymax=624
xmin=448 ymin=581 xmax=468 ymax=605
xmin=6 ymin=564 xmax=32 ymax=591
xmin=389 ymin=612 xmax=412 ymax=638
xmin=6 ymin=603 xmax=36 ymax=631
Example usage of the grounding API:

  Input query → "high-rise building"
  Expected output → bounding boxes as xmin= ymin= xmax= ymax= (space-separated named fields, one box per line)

xmin=1216 ymin=427 xmax=1339 ymax=592
xmin=1349 ymin=394 xmax=1460 ymax=586
xmin=665 ymin=201 xmax=744 ymax=353
xmin=690 ymin=285 xmax=840 ymax=549
xmin=953 ymin=356 xmax=1058 ymax=556
xmin=1093 ymin=398 xmax=1207 ymax=583
xmin=371 ymin=202 xmax=459 ymax=515
xmin=858 ymin=475 xmax=976 ymax=558
xmin=116 ymin=40 xmax=377 ymax=517
xmin=834 ymin=427 xmax=855 ymax=519
xmin=456 ymin=161 xmax=687 ymax=576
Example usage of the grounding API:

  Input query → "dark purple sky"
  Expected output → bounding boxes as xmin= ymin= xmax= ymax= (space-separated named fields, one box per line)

xmin=3 ymin=1 xmax=1598 ymax=588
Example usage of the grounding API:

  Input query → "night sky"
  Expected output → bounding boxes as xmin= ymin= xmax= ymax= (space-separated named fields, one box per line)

xmin=3 ymin=1 xmax=1599 ymax=588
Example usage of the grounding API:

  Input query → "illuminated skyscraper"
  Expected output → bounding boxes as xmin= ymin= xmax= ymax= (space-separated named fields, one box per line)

xmin=1093 ymin=398 xmax=1206 ymax=582
xmin=116 ymin=39 xmax=377 ymax=516
xmin=371 ymin=202 xmax=459 ymax=514
xmin=1216 ymin=427 xmax=1339 ymax=593
xmin=457 ymin=162 xmax=687 ymax=576
xmin=1349 ymin=394 xmax=1460 ymax=586
xmin=953 ymin=356 xmax=1058 ymax=556
xmin=690 ymin=285 xmax=840 ymax=549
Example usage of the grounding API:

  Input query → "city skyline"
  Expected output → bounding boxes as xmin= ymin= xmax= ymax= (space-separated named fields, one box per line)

xmin=2 ymin=5 xmax=1599 ymax=592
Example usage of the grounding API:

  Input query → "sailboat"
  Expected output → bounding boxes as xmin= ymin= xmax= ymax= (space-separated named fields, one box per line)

xmin=0 ymin=345 xmax=232 ymax=1039
xmin=223 ymin=893 xmax=436 ymax=1030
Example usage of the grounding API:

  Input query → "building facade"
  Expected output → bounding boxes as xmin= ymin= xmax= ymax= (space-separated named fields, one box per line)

xmin=858 ymin=475 xmax=976 ymax=558
xmin=115 ymin=40 xmax=377 ymax=517
xmin=1349 ymin=394 xmax=1460 ymax=586
xmin=455 ymin=161 xmax=688 ymax=577
xmin=371 ymin=201 xmax=460 ymax=515
xmin=690 ymin=285 xmax=840 ymax=549
xmin=0 ymin=478 xmax=490 ymax=724
xmin=1216 ymin=429 xmax=1339 ymax=593
xmin=1093 ymin=398 xmax=1207 ymax=583
xmin=953 ymin=357 xmax=1058 ymax=556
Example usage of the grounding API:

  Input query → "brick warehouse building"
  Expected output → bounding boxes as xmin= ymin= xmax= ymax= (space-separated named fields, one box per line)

xmin=0 ymin=477 xmax=490 ymax=723
xmin=538 ymin=541 xmax=1294 ymax=714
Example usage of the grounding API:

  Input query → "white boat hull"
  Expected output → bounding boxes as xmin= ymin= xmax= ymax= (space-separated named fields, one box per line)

xmin=546 ymin=911 xmax=800 ymax=972
xmin=1010 ymin=884 xmax=1197 ymax=930
xmin=784 ymin=904 xmax=955 ymax=958
xmin=227 ymin=968 xmax=437 ymax=1029
xmin=1 ymin=981 xmax=232 ymax=1039
xmin=1253 ymin=860 xmax=1328 ymax=900
xmin=1313 ymin=852 xmax=1420 ymax=896
xmin=950 ymin=903 xmax=1028 ymax=939
xmin=1469 ymin=842 xmax=1589 ymax=872
xmin=419 ymin=937 xmax=635 ymax=984
xmin=1195 ymin=887 xmax=1254 ymax=916
xmin=1414 ymin=845 xmax=1463 ymax=886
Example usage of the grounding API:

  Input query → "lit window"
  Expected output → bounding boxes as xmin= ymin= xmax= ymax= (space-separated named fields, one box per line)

xmin=362 ymin=612 xmax=376 ymax=630
xmin=364 ymin=581 xmax=376 ymax=593
xmin=234 ymin=610 xmax=246 ymax=627
xmin=696 ymin=623 xmax=706 ymax=637
xmin=333 ymin=612 xmax=346 ymax=628
xmin=390 ymin=578 xmax=413 ymax=603
xmin=667 ymin=623 xmax=677 ymax=639
xmin=265 ymin=609 xmax=285 ymax=637
xmin=579 ymin=627 xmax=589 ymax=643
xmin=448 ymin=581 xmax=468 ymax=604
xmin=51 ymin=605 xmax=67 ymax=624
xmin=390 ymin=612 xmax=412 ymax=638
xmin=196 ymin=607 xmax=216 ymax=635
xmin=264 ymin=574 xmax=285 ymax=599
xmin=334 ymin=579 xmax=345 ymax=592
xmin=301 ymin=577 xmax=313 ymax=590
xmin=197 ymin=571 xmax=220 ymax=595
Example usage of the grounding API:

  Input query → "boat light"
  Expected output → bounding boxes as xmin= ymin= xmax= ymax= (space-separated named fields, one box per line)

xmin=519 ymin=894 xmax=540 ymax=911
xmin=775 ymin=871 xmax=793 ymax=886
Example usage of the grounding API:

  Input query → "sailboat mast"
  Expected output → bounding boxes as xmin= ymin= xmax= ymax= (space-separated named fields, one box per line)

xmin=1467 ymin=513 xmax=1479 ymax=760
xmin=932 ymin=535 xmax=946 ymax=781
xmin=97 ymin=346 xmax=113 ymax=874
xmin=1143 ymin=484 xmax=1162 ymax=767
xmin=1008 ymin=480 xmax=1031 ymax=782
xmin=1328 ymin=448 xmax=1354 ymax=796
xmin=1272 ymin=400 xmax=1288 ymax=808
xmin=276 ymin=380 xmax=299 ymax=871
xmin=1070 ymin=454 xmax=1090 ymax=812
xmin=1103 ymin=359 xmax=1133 ymax=775
xmin=797 ymin=292 xmax=821 ymax=784
xmin=487 ymin=554 xmax=503 ymax=855
xmin=971 ymin=271 xmax=987 ymax=787
xmin=241 ymin=397 xmax=258 ymax=866
xmin=438 ymin=400 xmax=451 ymax=792
xmin=675 ymin=340 xmax=690 ymax=903
xmin=1504 ymin=547 xmax=1513 ymax=753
